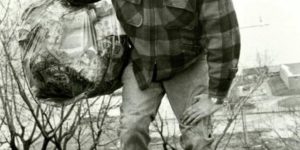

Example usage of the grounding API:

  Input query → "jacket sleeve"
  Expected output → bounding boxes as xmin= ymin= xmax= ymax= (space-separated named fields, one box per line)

xmin=199 ymin=0 xmax=241 ymax=98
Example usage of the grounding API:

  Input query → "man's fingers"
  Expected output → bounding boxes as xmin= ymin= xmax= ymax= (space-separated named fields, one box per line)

xmin=183 ymin=108 xmax=219 ymax=126
xmin=182 ymin=111 xmax=198 ymax=125
xmin=190 ymin=113 xmax=208 ymax=125
xmin=181 ymin=106 xmax=195 ymax=122
xmin=181 ymin=111 xmax=194 ymax=124
xmin=182 ymin=111 xmax=205 ymax=125
xmin=181 ymin=98 xmax=224 ymax=126
xmin=182 ymin=109 xmax=198 ymax=123
xmin=188 ymin=107 xmax=220 ymax=126
xmin=182 ymin=106 xmax=194 ymax=118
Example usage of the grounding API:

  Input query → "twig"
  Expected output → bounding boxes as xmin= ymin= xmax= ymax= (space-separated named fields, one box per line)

xmin=214 ymin=72 xmax=266 ymax=150
xmin=152 ymin=113 xmax=177 ymax=150
xmin=222 ymin=118 xmax=238 ymax=150
xmin=0 ymin=0 xmax=11 ymax=23
xmin=272 ymin=128 xmax=293 ymax=150
xmin=89 ymin=95 xmax=113 ymax=150
xmin=1 ymin=31 xmax=48 ymax=137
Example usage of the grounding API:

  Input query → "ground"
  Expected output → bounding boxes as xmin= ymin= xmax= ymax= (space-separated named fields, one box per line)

xmin=98 ymin=72 xmax=300 ymax=150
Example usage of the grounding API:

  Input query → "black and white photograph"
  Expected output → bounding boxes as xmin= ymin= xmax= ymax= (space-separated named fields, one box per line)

xmin=0 ymin=0 xmax=300 ymax=149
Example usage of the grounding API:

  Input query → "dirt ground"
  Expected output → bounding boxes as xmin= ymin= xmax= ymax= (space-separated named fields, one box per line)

xmin=149 ymin=131 xmax=300 ymax=150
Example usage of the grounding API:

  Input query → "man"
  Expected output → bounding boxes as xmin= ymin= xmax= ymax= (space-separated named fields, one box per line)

xmin=112 ymin=0 xmax=240 ymax=149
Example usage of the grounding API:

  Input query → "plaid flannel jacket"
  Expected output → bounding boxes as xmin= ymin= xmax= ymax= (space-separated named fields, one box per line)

xmin=112 ymin=0 xmax=240 ymax=98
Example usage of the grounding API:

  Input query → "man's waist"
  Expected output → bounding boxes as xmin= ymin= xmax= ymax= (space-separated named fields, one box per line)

xmin=130 ymin=49 xmax=206 ymax=88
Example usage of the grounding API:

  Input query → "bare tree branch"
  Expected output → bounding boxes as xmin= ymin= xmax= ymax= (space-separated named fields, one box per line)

xmin=214 ymin=69 xmax=267 ymax=150
xmin=0 ymin=0 xmax=11 ymax=23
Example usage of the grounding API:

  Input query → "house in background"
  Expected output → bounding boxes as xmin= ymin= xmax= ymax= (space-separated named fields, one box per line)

xmin=280 ymin=63 xmax=300 ymax=90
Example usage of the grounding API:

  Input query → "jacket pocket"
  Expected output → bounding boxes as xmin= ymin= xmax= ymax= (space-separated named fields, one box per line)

xmin=113 ymin=0 xmax=143 ymax=27
xmin=162 ymin=0 xmax=197 ymax=30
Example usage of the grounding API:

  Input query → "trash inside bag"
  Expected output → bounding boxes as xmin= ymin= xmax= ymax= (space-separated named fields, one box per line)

xmin=18 ymin=0 xmax=129 ymax=106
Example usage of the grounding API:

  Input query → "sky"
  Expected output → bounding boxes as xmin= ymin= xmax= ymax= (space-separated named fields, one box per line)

xmin=233 ymin=0 xmax=300 ymax=68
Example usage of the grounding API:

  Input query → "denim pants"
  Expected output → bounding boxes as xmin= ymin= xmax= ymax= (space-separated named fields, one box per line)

xmin=120 ymin=56 xmax=214 ymax=150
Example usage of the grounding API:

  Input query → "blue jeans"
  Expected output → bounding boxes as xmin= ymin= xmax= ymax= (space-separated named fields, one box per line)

xmin=120 ymin=56 xmax=214 ymax=150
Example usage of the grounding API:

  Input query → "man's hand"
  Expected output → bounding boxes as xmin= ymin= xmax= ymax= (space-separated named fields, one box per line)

xmin=181 ymin=94 xmax=223 ymax=126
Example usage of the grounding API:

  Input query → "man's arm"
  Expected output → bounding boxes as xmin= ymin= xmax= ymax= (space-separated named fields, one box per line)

xmin=181 ymin=0 xmax=240 ymax=125
xmin=199 ymin=0 xmax=240 ymax=100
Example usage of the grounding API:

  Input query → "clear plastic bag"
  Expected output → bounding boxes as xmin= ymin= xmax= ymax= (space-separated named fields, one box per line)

xmin=19 ymin=0 xmax=129 ymax=106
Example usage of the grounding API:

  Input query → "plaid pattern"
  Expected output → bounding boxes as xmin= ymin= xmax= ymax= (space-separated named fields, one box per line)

xmin=112 ymin=0 xmax=240 ymax=98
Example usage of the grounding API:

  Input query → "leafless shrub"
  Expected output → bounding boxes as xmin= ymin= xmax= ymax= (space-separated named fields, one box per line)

xmin=152 ymin=113 xmax=177 ymax=150
xmin=0 ymin=1 xmax=120 ymax=150
xmin=213 ymin=67 xmax=268 ymax=149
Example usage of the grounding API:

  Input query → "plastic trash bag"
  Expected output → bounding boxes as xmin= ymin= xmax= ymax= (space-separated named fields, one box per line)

xmin=18 ymin=0 xmax=129 ymax=106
